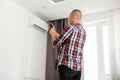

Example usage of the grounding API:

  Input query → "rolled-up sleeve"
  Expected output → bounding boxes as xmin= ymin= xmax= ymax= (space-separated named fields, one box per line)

xmin=53 ymin=25 xmax=73 ymax=47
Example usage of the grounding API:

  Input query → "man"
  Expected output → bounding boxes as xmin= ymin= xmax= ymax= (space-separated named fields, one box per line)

xmin=49 ymin=9 xmax=86 ymax=80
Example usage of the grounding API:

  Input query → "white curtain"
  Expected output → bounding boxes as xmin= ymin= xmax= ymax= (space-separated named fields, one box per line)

xmin=107 ymin=9 xmax=120 ymax=80
xmin=81 ymin=58 xmax=84 ymax=80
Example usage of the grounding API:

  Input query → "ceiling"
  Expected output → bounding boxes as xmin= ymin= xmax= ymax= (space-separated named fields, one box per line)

xmin=13 ymin=0 xmax=120 ymax=21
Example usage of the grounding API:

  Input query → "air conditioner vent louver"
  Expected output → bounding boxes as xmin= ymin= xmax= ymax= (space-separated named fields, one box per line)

xmin=52 ymin=0 xmax=66 ymax=3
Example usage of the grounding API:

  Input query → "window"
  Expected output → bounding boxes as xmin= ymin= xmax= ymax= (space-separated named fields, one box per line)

xmin=84 ymin=25 xmax=98 ymax=80
xmin=102 ymin=25 xmax=110 ymax=76
xmin=83 ymin=22 xmax=111 ymax=80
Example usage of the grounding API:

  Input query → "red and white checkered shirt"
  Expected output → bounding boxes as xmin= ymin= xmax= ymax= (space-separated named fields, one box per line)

xmin=53 ymin=24 xmax=86 ymax=71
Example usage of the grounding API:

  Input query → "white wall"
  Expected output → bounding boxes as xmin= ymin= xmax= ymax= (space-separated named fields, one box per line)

xmin=0 ymin=0 xmax=47 ymax=80
xmin=83 ymin=12 xmax=106 ymax=23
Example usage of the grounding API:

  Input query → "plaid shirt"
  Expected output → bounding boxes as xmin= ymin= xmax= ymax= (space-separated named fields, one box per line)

xmin=53 ymin=24 xmax=86 ymax=71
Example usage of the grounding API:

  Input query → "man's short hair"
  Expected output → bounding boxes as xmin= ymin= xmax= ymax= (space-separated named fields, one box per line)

xmin=71 ymin=9 xmax=82 ymax=20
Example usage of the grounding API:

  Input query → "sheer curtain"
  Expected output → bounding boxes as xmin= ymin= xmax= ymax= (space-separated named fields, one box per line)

xmin=107 ymin=9 xmax=120 ymax=80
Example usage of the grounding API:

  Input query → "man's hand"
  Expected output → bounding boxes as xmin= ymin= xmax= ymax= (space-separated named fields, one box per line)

xmin=49 ymin=28 xmax=56 ymax=36
xmin=49 ymin=29 xmax=56 ymax=48
xmin=48 ymin=24 xmax=57 ymax=47
xmin=48 ymin=23 xmax=55 ymax=33
xmin=48 ymin=24 xmax=57 ymax=37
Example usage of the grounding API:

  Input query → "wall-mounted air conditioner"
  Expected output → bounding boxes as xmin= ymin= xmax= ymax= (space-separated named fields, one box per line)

xmin=52 ymin=0 xmax=67 ymax=3
xmin=29 ymin=15 xmax=48 ymax=32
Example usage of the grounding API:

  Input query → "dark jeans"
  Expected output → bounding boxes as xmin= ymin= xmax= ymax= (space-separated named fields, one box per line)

xmin=58 ymin=65 xmax=81 ymax=80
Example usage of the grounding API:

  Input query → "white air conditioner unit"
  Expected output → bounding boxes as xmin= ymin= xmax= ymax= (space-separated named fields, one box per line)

xmin=29 ymin=15 xmax=48 ymax=32
xmin=52 ymin=0 xmax=67 ymax=3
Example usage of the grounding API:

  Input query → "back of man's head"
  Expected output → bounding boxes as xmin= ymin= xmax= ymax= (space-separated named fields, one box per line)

xmin=69 ymin=9 xmax=82 ymax=25
xmin=71 ymin=9 xmax=82 ymax=21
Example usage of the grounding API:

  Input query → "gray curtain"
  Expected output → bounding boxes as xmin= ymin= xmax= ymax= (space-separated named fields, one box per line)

xmin=45 ymin=18 xmax=68 ymax=80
